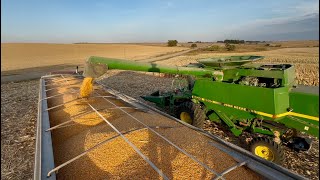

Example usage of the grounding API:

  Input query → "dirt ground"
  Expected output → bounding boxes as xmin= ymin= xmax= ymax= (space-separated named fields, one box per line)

xmin=1 ymin=80 xmax=39 ymax=180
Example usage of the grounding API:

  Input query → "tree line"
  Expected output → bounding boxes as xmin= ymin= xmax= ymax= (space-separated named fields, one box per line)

xmin=217 ymin=40 xmax=267 ymax=44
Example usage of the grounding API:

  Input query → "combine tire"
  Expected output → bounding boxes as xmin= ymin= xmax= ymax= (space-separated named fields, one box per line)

xmin=176 ymin=102 xmax=206 ymax=128
xmin=250 ymin=137 xmax=285 ymax=165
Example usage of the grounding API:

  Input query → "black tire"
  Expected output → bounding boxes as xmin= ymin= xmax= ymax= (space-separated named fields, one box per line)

xmin=176 ymin=101 xmax=206 ymax=128
xmin=250 ymin=137 xmax=285 ymax=165
xmin=187 ymin=75 xmax=196 ymax=90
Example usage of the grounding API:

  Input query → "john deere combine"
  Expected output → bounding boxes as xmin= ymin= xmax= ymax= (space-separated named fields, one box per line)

xmin=83 ymin=55 xmax=319 ymax=164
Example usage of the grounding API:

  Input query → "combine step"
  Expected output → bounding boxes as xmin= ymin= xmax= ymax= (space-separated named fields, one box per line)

xmin=34 ymin=74 xmax=307 ymax=180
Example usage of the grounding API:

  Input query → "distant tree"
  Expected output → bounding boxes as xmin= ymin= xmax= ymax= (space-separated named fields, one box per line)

xmin=225 ymin=43 xmax=236 ymax=51
xmin=168 ymin=40 xmax=178 ymax=47
xmin=195 ymin=41 xmax=202 ymax=43
xmin=191 ymin=43 xmax=197 ymax=48
xmin=206 ymin=45 xmax=220 ymax=51
xmin=187 ymin=41 xmax=193 ymax=43
xmin=267 ymin=44 xmax=282 ymax=47
xmin=245 ymin=40 xmax=261 ymax=44
xmin=224 ymin=39 xmax=245 ymax=44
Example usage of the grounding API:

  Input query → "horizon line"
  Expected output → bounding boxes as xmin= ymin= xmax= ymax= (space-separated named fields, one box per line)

xmin=1 ymin=39 xmax=319 ymax=44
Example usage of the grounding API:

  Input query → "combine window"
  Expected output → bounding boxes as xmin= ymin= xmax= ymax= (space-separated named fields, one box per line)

xmin=236 ymin=76 xmax=282 ymax=88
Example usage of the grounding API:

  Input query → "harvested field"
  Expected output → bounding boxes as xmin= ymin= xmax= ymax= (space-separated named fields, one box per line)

xmin=1 ymin=43 xmax=187 ymax=71
xmin=157 ymin=47 xmax=319 ymax=86
xmin=1 ymin=80 xmax=38 ymax=180
xmin=277 ymin=40 xmax=319 ymax=48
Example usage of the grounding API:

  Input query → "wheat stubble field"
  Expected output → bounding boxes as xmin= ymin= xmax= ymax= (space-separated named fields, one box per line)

xmin=1 ymin=43 xmax=187 ymax=71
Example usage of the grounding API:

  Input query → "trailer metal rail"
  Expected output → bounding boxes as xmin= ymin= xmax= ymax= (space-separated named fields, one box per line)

xmin=34 ymin=74 xmax=307 ymax=180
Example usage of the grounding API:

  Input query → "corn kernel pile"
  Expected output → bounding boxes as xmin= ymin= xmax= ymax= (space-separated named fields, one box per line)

xmin=80 ymin=77 xmax=94 ymax=98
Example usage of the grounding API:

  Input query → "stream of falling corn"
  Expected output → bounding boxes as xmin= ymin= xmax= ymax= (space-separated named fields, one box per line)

xmin=80 ymin=77 xmax=94 ymax=98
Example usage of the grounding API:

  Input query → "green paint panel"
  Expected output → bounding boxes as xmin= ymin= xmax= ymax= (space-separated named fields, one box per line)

xmin=203 ymin=102 xmax=256 ymax=120
xmin=192 ymin=79 xmax=289 ymax=114
xmin=278 ymin=116 xmax=319 ymax=138
xmin=289 ymin=90 xmax=319 ymax=117
xmin=273 ymin=87 xmax=290 ymax=114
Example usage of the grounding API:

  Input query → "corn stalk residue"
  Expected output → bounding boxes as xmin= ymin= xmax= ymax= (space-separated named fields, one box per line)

xmin=80 ymin=77 xmax=93 ymax=98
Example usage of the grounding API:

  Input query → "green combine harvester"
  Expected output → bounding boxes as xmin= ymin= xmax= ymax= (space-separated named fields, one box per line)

xmin=83 ymin=55 xmax=319 ymax=165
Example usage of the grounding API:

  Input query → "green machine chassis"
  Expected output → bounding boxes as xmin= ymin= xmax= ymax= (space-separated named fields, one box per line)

xmin=83 ymin=56 xmax=319 ymax=164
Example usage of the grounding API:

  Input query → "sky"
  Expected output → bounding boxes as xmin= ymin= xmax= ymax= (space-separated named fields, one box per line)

xmin=1 ymin=0 xmax=319 ymax=43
